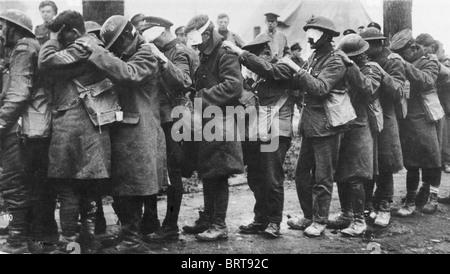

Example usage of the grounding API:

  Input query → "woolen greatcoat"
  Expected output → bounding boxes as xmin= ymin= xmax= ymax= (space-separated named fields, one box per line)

xmin=194 ymin=30 xmax=245 ymax=180
xmin=87 ymin=35 xmax=166 ymax=196
xmin=159 ymin=38 xmax=196 ymax=124
xmin=39 ymin=34 xmax=111 ymax=179
xmin=399 ymin=53 xmax=441 ymax=168
xmin=335 ymin=62 xmax=382 ymax=183
xmin=296 ymin=45 xmax=347 ymax=138
xmin=239 ymin=51 xmax=295 ymax=138
xmin=372 ymin=47 xmax=405 ymax=173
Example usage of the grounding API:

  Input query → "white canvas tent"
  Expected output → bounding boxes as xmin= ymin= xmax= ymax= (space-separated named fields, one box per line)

xmin=240 ymin=0 xmax=375 ymax=59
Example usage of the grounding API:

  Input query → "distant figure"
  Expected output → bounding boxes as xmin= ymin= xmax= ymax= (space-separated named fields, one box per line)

xmin=131 ymin=13 xmax=145 ymax=32
xmin=367 ymin=22 xmax=381 ymax=31
xmin=175 ymin=26 xmax=187 ymax=45
xmin=343 ymin=29 xmax=356 ymax=36
xmin=217 ymin=13 xmax=245 ymax=48
xmin=290 ymin=43 xmax=306 ymax=68
xmin=35 ymin=0 xmax=58 ymax=45
xmin=255 ymin=13 xmax=289 ymax=59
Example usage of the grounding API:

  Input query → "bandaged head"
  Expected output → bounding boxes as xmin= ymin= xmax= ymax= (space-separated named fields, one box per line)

xmin=306 ymin=28 xmax=323 ymax=44
xmin=142 ymin=26 xmax=165 ymax=43
xmin=186 ymin=19 xmax=211 ymax=47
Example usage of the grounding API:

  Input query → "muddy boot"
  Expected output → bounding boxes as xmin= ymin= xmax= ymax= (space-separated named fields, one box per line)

xmin=182 ymin=211 xmax=211 ymax=234
xmin=102 ymin=197 xmax=151 ymax=254
xmin=327 ymin=213 xmax=352 ymax=229
xmin=397 ymin=191 xmax=416 ymax=217
xmin=262 ymin=222 xmax=281 ymax=238
xmin=287 ymin=217 xmax=312 ymax=230
xmin=239 ymin=220 xmax=268 ymax=234
xmin=304 ymin=222 xmax=326 ymax=237
xmin=422 ymin=191 xmax=439 ymax=214
xmin=48 ymin=235 xmax=78 ymax=254
xmin=0 ymin=232 xmax=30 ymax=254
xmin=144 ymin=225 xmax=180 ymax=243
xmin=374 ymin=200 xmax=391 ymax=228
xmin=101 ymin=238 xmax=152 ymax=254
xmin=438 ymin=194 xmax=450 ymax=204
xmin=341 ymin=215 xmax=366 ymax=237
xmin=0 ymin=209 xmax=30 ymax=254
xmin=416 ymin=185 xmax=430 ymax=208
xmin=195 ymin=224 xmax=228 ymax=242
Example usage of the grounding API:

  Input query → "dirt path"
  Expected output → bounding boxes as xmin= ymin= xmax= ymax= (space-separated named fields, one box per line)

xmin=1 ymin=160 xmax=450 ymax=254
xmin=139 ymin=170 xmax=450 ymax=254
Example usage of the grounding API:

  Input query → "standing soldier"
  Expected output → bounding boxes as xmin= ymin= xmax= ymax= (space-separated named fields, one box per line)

xmin=0 ymin=9 xmax=53 ymax=253
xmin=360 ymin=27 xmax=405 ymax=227
xmin=39 ymin=10 xmax=112 ymax=253
xmin=217 ymin=13 xmax=245 ymax=48
xmin=182 ymin=14 xmax=245 ymax=242
xmin=279 ymin=16 xmax=347 ymax=237
xmin=130 ymin=13 xmax=146 ymax=33
xmin=78 ymin=15 xmax=166 ymax=253
xmin=329 ymin=34 xmax=382 ymax=236
xmin=139 ymin=16 xmax=196 ymax=242
xmin=415 ymin=34 xmax=450 ymax=208
xmin=390 ymin=29 xmax=442 ymax=216
xmin=85 ymin=20 xmax=108 ymax=235
xmin=255 ymin=13 xmax=289 ymax=59
xmin=223 ymin=37 xmax=295 ymax=238
xmin=175 ymin=26 xmax=188 ymax=45
xmin=35 ymin=1 xmax=58 ymax=45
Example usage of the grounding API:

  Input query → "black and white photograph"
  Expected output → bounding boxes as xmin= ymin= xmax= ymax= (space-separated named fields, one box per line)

xmin=0 ymin=0 xmax=449 ymax=259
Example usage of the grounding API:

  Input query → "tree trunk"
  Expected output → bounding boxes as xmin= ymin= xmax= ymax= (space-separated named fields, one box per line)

xmin=82 ymin=0 xmax=124 ymax=25
xmin=383 ymin=0 xmax=413 ymax=45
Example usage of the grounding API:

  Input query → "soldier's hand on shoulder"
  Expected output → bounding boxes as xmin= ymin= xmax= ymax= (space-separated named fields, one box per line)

xmin=75 ymin=40 xmax=96 ymax=54
xmin=388 ymin=53 xmax=405 ymax=64
xmin=334 ymin=51 xmax=354 ymax=67
xmin=222 ymin=41 xmax=243 ymax=56
xmin=367 ymin=61 xmax=386 ymax=78
xmin=146 ymin=43 xmax=168 ymax=68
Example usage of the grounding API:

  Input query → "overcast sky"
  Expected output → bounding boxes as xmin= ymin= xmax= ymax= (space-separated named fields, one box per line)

xmin=1 ymin=0 xmax=449 ymax=55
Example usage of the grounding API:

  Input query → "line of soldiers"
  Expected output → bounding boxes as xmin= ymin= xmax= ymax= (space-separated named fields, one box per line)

xmin=0 ymin=4 xmax=449 ymax=254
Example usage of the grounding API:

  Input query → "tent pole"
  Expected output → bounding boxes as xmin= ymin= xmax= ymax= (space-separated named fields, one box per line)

xmin=383 ymin=0 xmax=413 ymax=45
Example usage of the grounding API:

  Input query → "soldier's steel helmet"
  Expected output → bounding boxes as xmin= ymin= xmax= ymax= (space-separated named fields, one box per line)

xmin=338 ymin=33 xmax=369 ymax=57
xmin=303 ymin=15 xmax=340 ymax=37
xmin=101 ymin=15 xmax=129 ymax=49
xmin=0 ymin=9 xmax=34 ymax=37
xmin=85 ymin=21 xmax=102 ymax=34
xmin=360 ymin=27 xmax=386 ymax=41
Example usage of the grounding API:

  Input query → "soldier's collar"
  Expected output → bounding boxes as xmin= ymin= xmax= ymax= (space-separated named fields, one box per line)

xmin=163 ymin=38 xmax=180 ymax=52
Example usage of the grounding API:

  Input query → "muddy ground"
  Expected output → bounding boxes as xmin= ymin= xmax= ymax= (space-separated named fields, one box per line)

xmin=1 ymin=137 xmax=450 ymax=254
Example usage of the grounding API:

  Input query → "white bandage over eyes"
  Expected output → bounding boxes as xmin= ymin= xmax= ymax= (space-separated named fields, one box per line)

xmin=187 ymin=20 xmax=211 ymax=47
xmin=306 ymin=28 xmax=323 ymax=43
xmin=142 ymin=26 xmax=165 ymax=43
